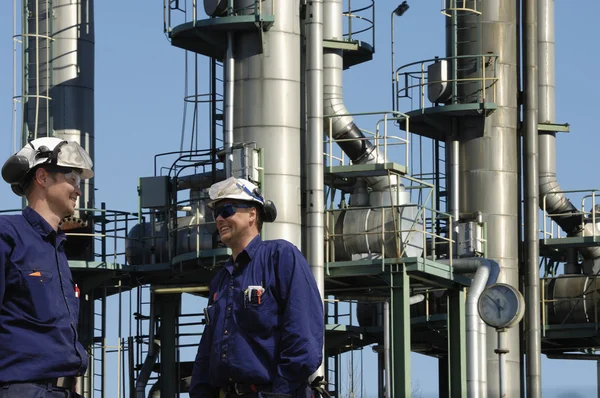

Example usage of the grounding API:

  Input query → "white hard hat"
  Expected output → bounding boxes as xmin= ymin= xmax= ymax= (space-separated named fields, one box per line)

xmin=207 ymin=177 xmax=265 ymax=209
xmin=2 ymin=137 xmax=94 ymax=196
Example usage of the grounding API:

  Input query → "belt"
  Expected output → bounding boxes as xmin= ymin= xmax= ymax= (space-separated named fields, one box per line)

xmin=32 ymin=376 xmax=76 ymax=390
xmin=224 ymin=382 xmax=271 ymax=396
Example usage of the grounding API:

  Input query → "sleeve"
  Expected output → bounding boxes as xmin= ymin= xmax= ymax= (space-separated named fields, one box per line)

xmin=189 ymin=296 xmax=218 ymax=398
xmin=271 ymin=244 xmax=324 ymax=394
xmin=0 ymin=232 xmax=13 ymax=306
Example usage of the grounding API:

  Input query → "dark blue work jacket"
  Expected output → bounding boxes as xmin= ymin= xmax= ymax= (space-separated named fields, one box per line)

xmin=0 ymin=207 xmax=88 ymax=382
xmin=190 ymin=235 xmax=324 ymax=397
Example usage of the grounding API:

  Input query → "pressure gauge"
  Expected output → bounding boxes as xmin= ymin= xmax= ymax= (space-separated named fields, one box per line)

xmin=478 ymin=283 xmax=525 ymax=329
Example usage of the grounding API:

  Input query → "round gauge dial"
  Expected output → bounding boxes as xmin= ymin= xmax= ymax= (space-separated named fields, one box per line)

xmin=478 ymin=283 xmax=525 ymax=329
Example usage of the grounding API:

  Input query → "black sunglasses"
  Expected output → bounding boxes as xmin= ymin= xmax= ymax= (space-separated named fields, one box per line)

xmin=212 ymin=203 xmax=253 ymax=219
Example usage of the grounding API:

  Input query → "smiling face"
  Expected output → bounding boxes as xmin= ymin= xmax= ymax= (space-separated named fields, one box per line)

xmin=213 ymin=199 xmax=259 ymax=256
xmin=43 ymin=169 xmax=82 ymax=218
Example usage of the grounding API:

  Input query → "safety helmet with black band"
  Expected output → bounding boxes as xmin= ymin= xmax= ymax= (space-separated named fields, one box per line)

xmin=208 ymin=177 xmax=277 ymax=223
xmin=1 ymin=137 xmax=94 ymax=196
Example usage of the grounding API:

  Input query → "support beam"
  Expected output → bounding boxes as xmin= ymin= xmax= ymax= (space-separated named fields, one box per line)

xmin=448 ymin=288 xmax=467 ymax=397
xmin=158 ymin=294 xmax=181 ymax=396
xmin=439 ymin=356 xmax=449 ymax=398
xmin=391 ymin=269 xmax=411 ymax=397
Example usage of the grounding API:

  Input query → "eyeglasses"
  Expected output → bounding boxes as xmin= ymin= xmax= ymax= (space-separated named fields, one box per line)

xmin=63 ymin=170 xmax=82 ymax=189
xmin=212 ymin=203 xmax=253 ymax=219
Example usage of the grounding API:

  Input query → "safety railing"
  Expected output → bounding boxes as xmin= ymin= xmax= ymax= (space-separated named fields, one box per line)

xmin=163 ymin=0 xmax=275 ymax=35
xmin=0 ymin=206 xmax=140 ymax=267
xmin=325 ymin=202 xmax=454 ymax=272
xmin=324 ymin=165 xmax=454 ymax=272
xmin=441 ymin=0 xmax=481 ymax=17
xmin=541 ymin=188 xmax=600 ymax=242
xmin=343 ymin=0 xmax=376 ymax=50
xmin=324 ymin=111 xmax=410 ymax=172
xmin=394 ymin=54 xmax=499 ymax=113
xmin=541 ymin=274 xmax=600 ymax=335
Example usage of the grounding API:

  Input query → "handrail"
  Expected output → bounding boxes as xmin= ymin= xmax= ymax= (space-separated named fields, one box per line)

xmin=540 ymin=274 xmax=600 ymax=335
xmin=440 ymin=0 xmax=481 ymax=17
xmin=542 ymin=188 xmax=600 ymax=241
xmin=394 ymin=54 xmax=499 ymax=112
xmin=324 ymin=203 xmax=455 ymax=274
xmin=164 ymin=0 xmax=275 ymax=35
xmin=343 ymin=0 xmax=375 ymax=51
xmin=323 ymin=110 xmax=410 ymax=172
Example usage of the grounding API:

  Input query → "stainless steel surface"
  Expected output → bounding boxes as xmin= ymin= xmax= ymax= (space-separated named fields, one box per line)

xmin=24 ymin=0 xmax=95 ymax=212
xmin=323 ymin=0 xmax=396 ymax=192
xmin=234 ymin=0 xmax=302 ymax=247
xmin=384 ymin=300 xmax=391 ymax=398
xmin=447 ymin=258 xmax=500 ymax=398
xmin=306 ymin=0 xmax=325 ymax=377
xmin=203 ymin=0 xmax=227 ymax=16
xmin=225 ymin=32 xmax=234 ymax=177
xmin=537 ymin=0 xmax=600 ymax=268
xmin=546 ymin=276 xmax=600 ymax=324
xmin=524 ymin=0 xmax=542 ymax=395
xmin=330 ymin=206 xmax=424 ymax=260
xmin=498 ymin=330 xmax=508 ymax=398
xmin=449 ymin=137 xmax=459 ymax=227
xmin=456 ymin=1 xmax=521 ymax=394
xmin=457 ymin=222 xmax=484 ymax=257
xmin=126 ymin=217 xmax=216 ymax=265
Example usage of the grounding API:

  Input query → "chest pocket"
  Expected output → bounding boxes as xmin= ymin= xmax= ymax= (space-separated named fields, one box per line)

xmin=236 ymin=287 xmax=277 ymax=335
xmin=18 ymin=266 xmax=60 ymax=323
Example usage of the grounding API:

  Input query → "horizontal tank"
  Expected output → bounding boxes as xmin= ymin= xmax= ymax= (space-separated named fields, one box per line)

xmin=330 ymin=205 xmax=424 ymax=261
xmin=126 ymin=216 xmax=217 ymax=265
xmin=545 ymin=275 xmax=600 ymax=324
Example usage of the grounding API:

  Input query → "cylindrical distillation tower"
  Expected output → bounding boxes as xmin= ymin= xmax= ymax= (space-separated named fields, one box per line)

xmin=233 ymin=0 xmax=302 ymax=246
xmin=22 ymin=0 xmax=95 ymax=213
xmin=455 ymin=1 xmax=521 ymax=396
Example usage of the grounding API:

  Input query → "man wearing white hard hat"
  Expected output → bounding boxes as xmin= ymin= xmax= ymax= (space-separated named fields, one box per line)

xmin=0 ymin=137 xmax=92 ymax=397
xmin=190 ymin=177 xmax=324 ymax=398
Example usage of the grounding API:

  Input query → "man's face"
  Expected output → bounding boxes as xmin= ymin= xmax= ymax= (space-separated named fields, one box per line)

xmin=213 ymin=200 xmax=256 ymax=247
xmin=44 ymin=170 xmax=82 ymax=218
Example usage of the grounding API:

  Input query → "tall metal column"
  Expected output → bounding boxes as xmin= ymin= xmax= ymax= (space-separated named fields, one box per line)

xmin=391 ymin=269 xmax=411 ymax=397
xmin=523 ymin=0 xmax=542 ymax=395
xmin=456 ymin=1 xmax=521 ymax=395
xmin=23 ymin=0 xmax=96 ymax=210
xmin=234 ymin=0 xmax=302 ymax=247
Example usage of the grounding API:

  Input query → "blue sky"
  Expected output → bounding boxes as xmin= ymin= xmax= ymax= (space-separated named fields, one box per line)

xmin=1 ymin=1 xmax=599 ymax=397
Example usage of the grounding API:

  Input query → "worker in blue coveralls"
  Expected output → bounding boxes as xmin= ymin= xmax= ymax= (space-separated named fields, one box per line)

xmin=189 ymin=176 xmax=324 ymax=398
xmin=0 ymin=137 xmax=93 ymax=398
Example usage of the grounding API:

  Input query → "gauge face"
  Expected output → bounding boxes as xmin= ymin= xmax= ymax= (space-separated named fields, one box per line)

xmin=478 ymin=283 xmax=525 ymax=329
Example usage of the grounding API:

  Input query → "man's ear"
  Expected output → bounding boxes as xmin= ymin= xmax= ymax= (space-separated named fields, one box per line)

xmin=249 ymin=206 xmax=258 ymax=223
xmin=34 ymin=167 xmax=49 ymax=188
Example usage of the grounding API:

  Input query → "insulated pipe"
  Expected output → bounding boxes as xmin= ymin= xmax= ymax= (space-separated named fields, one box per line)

xmin=384 ymin=300 xmax=391 ymax=398
xmin=323 ymin=0 xmax=396 ymax=192
xmin=224 ymin=32 xmax=234 ymax=177
xmin=306 ymin=0 xmax=325 ymax=378
xmin=537 ymin=0 xmax=600 ymax=270
xmin=524 ymin=0 xmax=542 ymax=396
xmin=441 ymin=258 xmax=500 ymax=398
xmin=448 ymin=136 xmax=460 ymax=238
